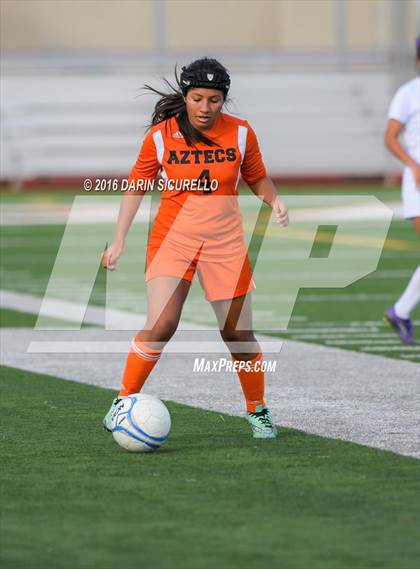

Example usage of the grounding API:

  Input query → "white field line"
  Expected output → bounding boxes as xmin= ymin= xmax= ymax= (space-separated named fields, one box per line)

xmin=1 ymin=289 xmax=417 ymax=354
xmin=384 ymin=250 xmax=420 ymax=257
xmin=290 ymin=334 xmax=398 ymax=340
xmin=262 ymin=295 xmax=398 ymax=305
xmin=2 ymin=262 xmax=412 ymax=281
xmin=326 ymin=339 xmax=419 ymax=346
xmin=0 ymin=200 xmax=404 ymax=226
xmin=282 ymin=327 xmax=384 ymax=333
xmin=0 ymin=289 xmax=282 ymax=354
xmin=287 ymin=294 xmax=396 ymax=302
xmin=370 ymin=270 xmax=418 ymax=279
xmin=288 ymin=201 xmax=403 ymax=222
xmin=148 ymin=293 xmax=398 ymax=304
xmin=261 ymin=272 xmax=415 ymax=282
xmin=0 ymin=286 xmax=399 ymax=305
xmin=0 ymin=290 xmax=404 ymax=338
xmin=4 ymin=245 xmax=417 ymax=261
xmin=26 ymin=341 xmax=282 ymax=355
xmin=361 ymin=345 xmax=420 ymax=352
xmin=303 ymin=320 xmax=420 ymax=327
xmin=0 ymin=202 xmax=153 ymax=226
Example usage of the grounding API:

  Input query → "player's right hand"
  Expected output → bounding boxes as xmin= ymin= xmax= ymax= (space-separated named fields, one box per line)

xmin=272 ymin=196 xmax=289 ymax=227
xmin=101 ymin=241 xmax=124 ymax=271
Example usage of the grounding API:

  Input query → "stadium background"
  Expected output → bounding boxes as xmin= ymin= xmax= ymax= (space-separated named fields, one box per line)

xmin=1 ymin=2 xmax=419 ymax=569
xmin=1 ymin=0 xmax=419 ymax=182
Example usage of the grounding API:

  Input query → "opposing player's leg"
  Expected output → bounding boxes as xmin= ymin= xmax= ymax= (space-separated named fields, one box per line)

xmin=384 ymin=216 xmax=420 ymax=345
xmin=211 ymin=293 xmax=277 ymax=438
xmin=385 ymin=266 xmax=419 ymax=345
xmin=103 ymin=276 xmax=191 ymax=431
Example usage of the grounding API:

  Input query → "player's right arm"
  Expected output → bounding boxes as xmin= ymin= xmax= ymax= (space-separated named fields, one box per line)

xmin=102 ymin=130 xmax=161 ymax=271
xmin=102 ymin=195 xmax=143 ymax=270
xmin=384 ymin=119 xmax=420 ymax=187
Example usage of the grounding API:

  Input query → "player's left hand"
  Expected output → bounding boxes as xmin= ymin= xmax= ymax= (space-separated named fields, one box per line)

xmin=272 ymin=196 xmax=289 ymax=227
xmin=410 ymin=162 xmax=420 ymax=189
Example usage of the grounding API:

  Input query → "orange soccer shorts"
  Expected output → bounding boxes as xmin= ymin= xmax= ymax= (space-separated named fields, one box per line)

xmin=145 ymin=195 xmax=256 ymax=302
xmin=146 ymin=237 xmax=255 ymax=302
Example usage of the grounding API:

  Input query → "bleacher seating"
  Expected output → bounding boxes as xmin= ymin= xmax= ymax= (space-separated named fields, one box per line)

xmin=1 ymin=66 xmax=399 ymax=181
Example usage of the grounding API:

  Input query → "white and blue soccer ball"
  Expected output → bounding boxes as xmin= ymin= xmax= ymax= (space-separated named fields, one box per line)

xmin=111 ymin=394 xmax=171 ymax=453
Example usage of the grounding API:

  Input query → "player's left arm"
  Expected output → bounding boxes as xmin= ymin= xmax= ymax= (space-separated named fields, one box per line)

xmin=386 ymin=84 xmax=420 ymax=188
xmin=248 ymin=177 xmax=289 ymax=227
xmin=241 ymin=123 xmax=289 ymax=227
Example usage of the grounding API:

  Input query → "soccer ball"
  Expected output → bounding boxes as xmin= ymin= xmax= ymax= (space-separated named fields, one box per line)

xmin=111 ymin=394 xmax=171 ymax=453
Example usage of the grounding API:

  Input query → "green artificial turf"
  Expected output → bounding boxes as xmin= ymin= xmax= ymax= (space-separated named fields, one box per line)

xmin=1 ymin=366 xmax=419 ymax=569
xmin=0 ymin=308 xmax=97 ymax=328
xmin=0 ymin=308 xmax=42 ymax=327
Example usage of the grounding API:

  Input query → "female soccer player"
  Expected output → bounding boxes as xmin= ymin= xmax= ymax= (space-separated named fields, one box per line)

xmin=384 ymin=37 xmax=420 ymax=344
xmin=101 ymin=57 xmax=289 ymax=438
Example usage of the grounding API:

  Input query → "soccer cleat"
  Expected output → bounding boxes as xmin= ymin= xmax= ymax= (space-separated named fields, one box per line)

xmin=384 ymin=306 xmax=414 ymax=345
xmin=246 ymin=405 xmax=277 ymax=439
xmin=103 ymin=397 xmax=124 ymax=432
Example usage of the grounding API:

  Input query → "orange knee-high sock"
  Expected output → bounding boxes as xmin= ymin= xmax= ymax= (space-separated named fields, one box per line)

xmin=118 ymin=335 xmax=162 ymax=396
xmin=233 ymin=352 xmax=266 ymax=412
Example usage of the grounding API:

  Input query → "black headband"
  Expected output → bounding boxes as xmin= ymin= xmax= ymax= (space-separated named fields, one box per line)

xmin=180 ymin=66 xmax=231 ymax=95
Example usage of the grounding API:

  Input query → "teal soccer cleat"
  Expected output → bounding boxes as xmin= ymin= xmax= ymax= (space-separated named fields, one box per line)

xmin=103 ymin=397 xmax=125 ymax=432
xmin=246 ymin=405 xmax=278 ymax=439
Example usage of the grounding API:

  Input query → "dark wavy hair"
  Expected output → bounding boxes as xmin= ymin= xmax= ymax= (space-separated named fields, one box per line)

xmin=143 ymin=57 xmax=230 ymax=147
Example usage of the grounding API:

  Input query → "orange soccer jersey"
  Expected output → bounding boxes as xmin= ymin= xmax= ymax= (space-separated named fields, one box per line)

xmin=128 ymin=112 xmax=267 ymax=302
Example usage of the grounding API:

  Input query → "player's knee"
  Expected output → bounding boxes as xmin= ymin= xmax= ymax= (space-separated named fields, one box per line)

xmin=148 ymin=319 xmax=179 ymax=342
xmin=220 ymin=328 xmax=254 ymax=344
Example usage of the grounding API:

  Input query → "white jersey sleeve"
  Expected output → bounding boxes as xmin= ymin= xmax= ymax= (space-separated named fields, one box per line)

xmin=388 ymin=84 xmax=410 ymax=125
xmin=387 ymin=77 xmax=420 ymax=164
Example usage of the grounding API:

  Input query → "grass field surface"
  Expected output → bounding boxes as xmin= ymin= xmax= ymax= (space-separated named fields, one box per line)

xmin=1 ymin=366 xmax=419 ymax=569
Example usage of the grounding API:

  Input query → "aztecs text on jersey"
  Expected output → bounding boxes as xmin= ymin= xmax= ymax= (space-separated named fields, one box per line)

xmin=128 ymin=112 xmax=266 ymax=198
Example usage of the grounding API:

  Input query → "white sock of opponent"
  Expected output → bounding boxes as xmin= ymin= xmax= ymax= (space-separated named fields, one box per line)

xmin=394 ymin=266 xmax=420 ymax=319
